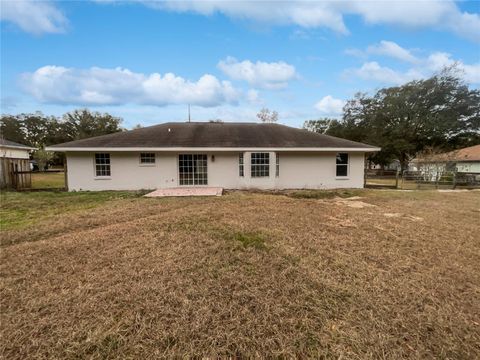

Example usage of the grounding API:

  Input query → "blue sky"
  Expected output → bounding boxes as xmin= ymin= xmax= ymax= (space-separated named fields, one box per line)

xmin=1 ymin=0 xmax=479 ymax=129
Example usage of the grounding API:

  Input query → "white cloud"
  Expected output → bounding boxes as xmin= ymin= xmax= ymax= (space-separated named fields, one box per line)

xmin=314 ymin=95 xmax=345 ymax=116
xmin=4 ymin=0 xmax=479 ymax=41
xmin=4 ymin=0 xmax=478 ymax=42
xmin=346 ymin=40 xmax=419 ymax=63
xmin=217 ymin=57 xmax=297 ymax=90
xmin=0 ymin=0 xmax=67 ymax=34
xmin=246 ymin=89 xmax=262 ymax=104
xmin=345 ymin=62 xmax=422 ymax=85
xmin=367 ymin=41 xmax=418 ymax=63
xmin=153 ymin=1 xmax=349 ymax=34
xmin=21 ymin=66 xmax=242 ymax=107
xmin=129 ymin=0 xmax=479 ymax=42
xmin=345 ymin=51 xmax=480 ymax=85
xmin=426 ymin=52 xmax=480 ymax=83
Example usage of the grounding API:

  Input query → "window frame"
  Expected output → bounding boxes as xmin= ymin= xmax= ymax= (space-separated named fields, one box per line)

xmin=336 ymin=153 xmax=349 ymax=178
xmin=178 ymin=154 xmax=208 ymax=186
xmin=94 ymin=153 xmax=111 ymax=178
xmin=239 ymin=153 xmax=244 ymax=177
xmin=139 ymin=152 xmax=156 ymax=166
xmin=275 ymin=153 xmax=280 ymax=177
xmin=251 ymin=152 xmax=270 ymax=178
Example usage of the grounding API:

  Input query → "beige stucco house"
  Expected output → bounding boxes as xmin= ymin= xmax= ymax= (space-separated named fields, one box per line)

xmin=46 ymin=122 xmax=379 ymax=191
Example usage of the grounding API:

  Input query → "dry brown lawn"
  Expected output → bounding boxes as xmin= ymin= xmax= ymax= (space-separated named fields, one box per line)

xmin=1 ymin=190 xmax=479 ymax=358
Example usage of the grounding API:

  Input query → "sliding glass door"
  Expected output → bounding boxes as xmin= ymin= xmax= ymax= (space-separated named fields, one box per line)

xmin=178 ymin=154 xmax=208 ymax=186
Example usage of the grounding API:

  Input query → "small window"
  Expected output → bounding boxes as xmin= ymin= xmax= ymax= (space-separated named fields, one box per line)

xmin=95 ymin=153 xmax=111 ymax=177
xmin=140 ymin=152 xmax=155 ymax=164
xmin=251 ymin=152 xmax=269 ymax=177
xmin=336 ymin=153 xmax=349 ymax=177
xmin=239 ymin=153 xmax=244 ymax=177
xmin=275 ymin=153 xmax=280 ymax=177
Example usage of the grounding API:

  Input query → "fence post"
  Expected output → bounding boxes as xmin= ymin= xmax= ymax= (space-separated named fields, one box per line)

xmin=395 ymin=169 xmax=399 ymax=189
xmin=452 ymin=170 xmax=457 ymax=189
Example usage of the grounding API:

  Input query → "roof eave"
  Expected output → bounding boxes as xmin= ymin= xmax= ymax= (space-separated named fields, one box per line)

xmin=46 ymin=146 xmax=381 ymax=152
xmin=0 ymin=144 xmax=36 ymax=151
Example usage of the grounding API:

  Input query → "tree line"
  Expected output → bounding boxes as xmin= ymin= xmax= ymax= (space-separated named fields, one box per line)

xmin=304 ymin=67 xmax=480 ymax=170
xmin=0 ymin=109 xmax=124 ymax=166
xmin=2 ymin=67 xmax=479 ymax=170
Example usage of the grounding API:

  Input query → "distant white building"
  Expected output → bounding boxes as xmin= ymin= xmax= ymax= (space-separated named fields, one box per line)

xmin=410 ymin=145 xmax=480 ymax=180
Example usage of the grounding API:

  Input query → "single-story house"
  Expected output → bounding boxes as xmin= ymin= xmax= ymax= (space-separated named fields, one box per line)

xmin=410 ymin=144 xmax=480 ymax=180
xmin=46 ymin=122 xmax=380 ymax=191
xmin=0 ymin=138 xmax=35 ymax=189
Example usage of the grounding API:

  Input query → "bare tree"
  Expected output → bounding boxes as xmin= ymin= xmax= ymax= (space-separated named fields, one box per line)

xmin=256 ymin=108 xmax=278 ymax=123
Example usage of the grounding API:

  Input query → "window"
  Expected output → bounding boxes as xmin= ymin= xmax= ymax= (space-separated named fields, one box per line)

xmin=140 ymin=152 xmax=155 ymax=164
xmin=275 ymin=153 xmax=280 ymax=177
xmin=239 ymin=153 xmax=244 ymax=177
xmin=95 ymin=153 xmax=111 ymax=177
xmin=336 ymin=153 xmax=349 ymax=177
xmin=251 ymin=152 xmax=269 ymax=177
xmin=179 ymin=154 xmax=208 ymax=185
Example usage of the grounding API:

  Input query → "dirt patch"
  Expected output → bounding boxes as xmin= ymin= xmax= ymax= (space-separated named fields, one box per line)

xmin=383 ymin=213 xmax=424 ymax=222
xmin=334 ymin=197 xmax=376 ymax=208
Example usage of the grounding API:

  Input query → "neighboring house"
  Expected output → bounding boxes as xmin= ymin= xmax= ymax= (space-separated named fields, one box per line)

xmin=410 ymin=144 xmax=480 ymax=180
xmin=368 ymin=160 xmax=400 ymax=171
xmin=0 ymin=139 xmax=35 ymax=189
xmin=46 ymin=122 xmax=379 ymax=191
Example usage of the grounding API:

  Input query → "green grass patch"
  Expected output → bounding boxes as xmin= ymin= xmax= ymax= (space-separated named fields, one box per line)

xmin=31 ymin=172 xmax=65 ymax=189
xmin=289 ymin=189 xmax=364 ymax=199
xmin=0 ymin=190 xmax=147 ymax=231
xmin=232 ymin=231 xmax=267 ymax=249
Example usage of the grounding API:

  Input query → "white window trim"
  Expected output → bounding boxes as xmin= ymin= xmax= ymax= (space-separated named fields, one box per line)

xmin=275 ymin=152 xmax=279 ymax=178
xmin=335 ymin=153 xmax=350 ymax=179
xmin=239 ymin=152 xmax=244 ymax=177
xmin=139 ymin=152 xmax=156 ymax=166
xmin=251 ymin=152 xmax=270 ymax=178
xmin=94 ymin=153 xmax=111 ymax=179
xmin=178 ymin=153 xmax=208 ymax=186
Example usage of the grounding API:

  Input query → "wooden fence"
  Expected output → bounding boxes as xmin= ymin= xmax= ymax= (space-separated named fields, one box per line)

xmin=0 ymin=158 xmax=31 ymax=189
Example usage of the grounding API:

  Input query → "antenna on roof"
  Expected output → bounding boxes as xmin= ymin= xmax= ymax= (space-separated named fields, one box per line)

xmin=188 ymin=104 xmax=191 ymax=123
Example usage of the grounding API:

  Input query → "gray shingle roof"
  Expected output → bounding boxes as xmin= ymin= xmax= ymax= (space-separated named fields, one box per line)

xmin=0 ymin=138 xmax=35 ymax=149
xmin=48 ymin=122 xmax=378 ymax=149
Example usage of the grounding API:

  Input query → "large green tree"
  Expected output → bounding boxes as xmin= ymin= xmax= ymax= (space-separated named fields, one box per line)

xmin=0 ymin=109 xmax=124 ymax=165
xmin=62 ymin=109 xmax=123 ymax=140
xmin=305 ymin=68 xmax=480 ymax=170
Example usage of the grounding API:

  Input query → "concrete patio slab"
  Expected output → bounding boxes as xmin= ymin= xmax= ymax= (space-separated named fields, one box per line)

xmin=144 ymin=187 xmax=223 ymax=197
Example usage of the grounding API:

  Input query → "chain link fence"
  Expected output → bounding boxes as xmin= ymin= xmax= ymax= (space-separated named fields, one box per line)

xmin=365 ymin=169 xmax=480 ymax=190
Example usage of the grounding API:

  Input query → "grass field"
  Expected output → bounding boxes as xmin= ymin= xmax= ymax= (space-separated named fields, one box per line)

xmin=1 ymin=189 xmax=479 ymax=358
xmin=31 ymin=171 xmax=65 ymax=189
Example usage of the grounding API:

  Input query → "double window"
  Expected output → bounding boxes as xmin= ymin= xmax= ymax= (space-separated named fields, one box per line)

xmin=140 ymin=152 xmax=155 ymax=164
xmin=95 ymin=153 xmax=111 ymax=177
xmin=239 ymin=153 xmax=244 ymax=177
xmin=251 ymin=152 xmax=270 ymax=177
xmin=336 ymin=153 xmax=349 ymax=177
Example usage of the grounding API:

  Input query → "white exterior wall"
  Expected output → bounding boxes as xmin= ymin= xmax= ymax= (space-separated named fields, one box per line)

xmin=66 ymin=151 xmax=366 ymax=191
xmin=456 ymin=162 xmax=480 ymax=173
xmin=0 ymin=147 xmax=30 ymax=159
